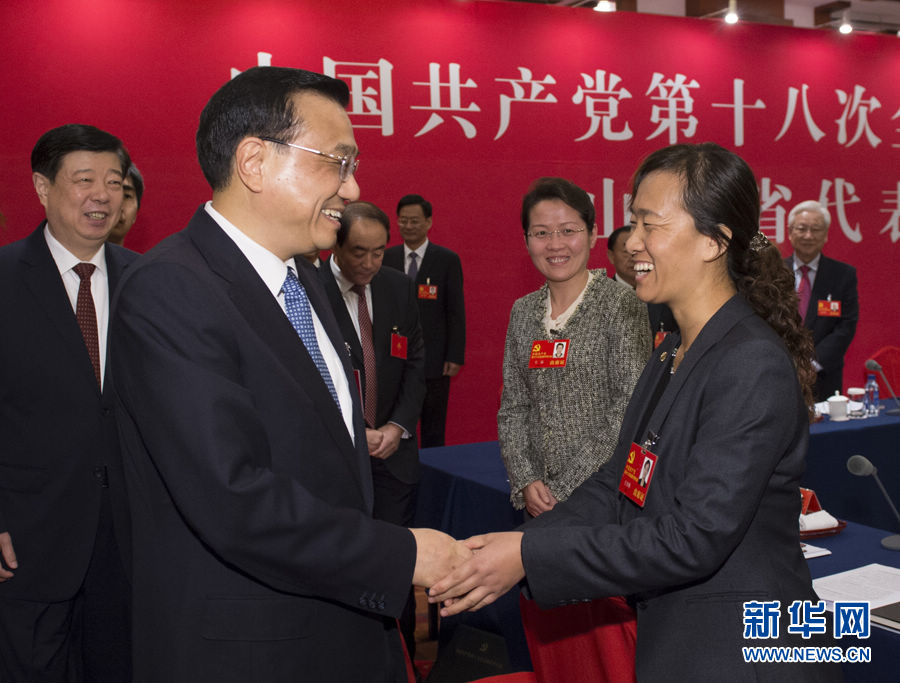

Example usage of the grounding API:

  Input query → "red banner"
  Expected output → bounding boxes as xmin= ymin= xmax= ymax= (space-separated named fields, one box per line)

xmin=1 ymin=0 xmax=898 ymax=444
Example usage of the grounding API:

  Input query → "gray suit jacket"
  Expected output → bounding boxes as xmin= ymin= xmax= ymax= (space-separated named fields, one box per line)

xmin=498 ymin=271 xmax=650 ymax=508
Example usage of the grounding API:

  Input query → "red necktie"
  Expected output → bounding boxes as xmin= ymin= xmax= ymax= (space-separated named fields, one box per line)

xmin=352 ymin=284 xmax=378 ymax=428
xmin=73 ymin=263 xmax=101 ymax=387
xmin=797 ymin=264 xmax=811 ymax=320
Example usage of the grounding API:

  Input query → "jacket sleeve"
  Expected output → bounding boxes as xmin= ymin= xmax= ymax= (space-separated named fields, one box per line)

xmin=498 ymin=301 xmax=540 ymax=508
xmin=444 ymin=252 xmax=466 ymax=366
xmin=387 ymin=278 xmax=427 ymax=433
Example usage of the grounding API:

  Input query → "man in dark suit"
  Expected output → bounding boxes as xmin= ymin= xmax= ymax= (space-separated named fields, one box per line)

xmin=608 ymin=224 xmax=677 ymax=345
xmin=786 ymin=200 xmax=859 ymax=401
xmin=320 ymin=200 xmax=426 ymax=656
xmin=109 ymin=66 xmax=466 ymax=682
xmin=384 ymin=195 xmax=465 ymax=447
xmin=0 ymin=124 xmax=134 ymax=681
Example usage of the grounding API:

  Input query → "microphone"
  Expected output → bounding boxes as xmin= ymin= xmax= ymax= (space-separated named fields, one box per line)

xmin=846 ymin=454 xmax=900 ymax=550
xmin=864 ymin=359 xmax=900 ymax=416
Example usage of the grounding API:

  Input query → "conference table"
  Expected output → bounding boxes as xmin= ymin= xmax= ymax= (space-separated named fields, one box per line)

xmin=804 ymin=403 xmax=900 ymax=531
xmin=414 ymin=412 xmax=900 ymax=679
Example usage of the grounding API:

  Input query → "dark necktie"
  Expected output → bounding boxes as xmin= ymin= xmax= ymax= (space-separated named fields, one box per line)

xmin=73 ymin=263 xmax=101 ymax=387
xmin=282 ymin=268 xmax=339 ymax=405
xmin=352 ymin=284 xmax=378 ymax=428
xmin=407 ymin=252 xmax=418 ymax=281
xmin=797 ymin=264 xmax=812 ymax=320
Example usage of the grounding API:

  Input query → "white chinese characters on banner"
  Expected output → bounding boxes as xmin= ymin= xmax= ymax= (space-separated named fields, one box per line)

xmin=411 ymin=63 xmax=480 ymax=139
xmin=494 ymin=67 xmax=558 ymax=140
xmin=324 ymin=57 xmax=395 ymax=136
xmin=572 ymin=70 xmax=633 ymax=142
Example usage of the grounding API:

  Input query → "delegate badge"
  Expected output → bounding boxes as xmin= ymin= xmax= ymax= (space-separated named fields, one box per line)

xmin=418 ymin=282 xmax=438 ymax=300
xmin=817 ymin=299 xmax=842 ymax=317
xmin=653 ymin=330 xmax=671 ymax=349
xmin=390 ymin=332 xmax=408 ymax=359
xmin=618 ymin=442 xmax=658 ymax=508
xmin=528 ymin=339 xmax=570 ymax=368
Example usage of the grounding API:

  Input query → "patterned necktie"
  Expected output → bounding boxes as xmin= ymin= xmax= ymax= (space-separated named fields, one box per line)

xmin=282 ymin=268 xmax=339 ymax=405
xmin=352 ymin=284 xmax=378 ymax=428
xmin=797 ymin=264 xmax=812 ymax=319
xmin=73 ymin=263 xmax=101 ymax=387
xmin=407 ymin=251 xmax=418 ymax=281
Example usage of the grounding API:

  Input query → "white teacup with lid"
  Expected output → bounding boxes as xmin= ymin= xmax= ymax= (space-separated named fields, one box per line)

xmin=827 ymin=391 xmax=849 ymax=421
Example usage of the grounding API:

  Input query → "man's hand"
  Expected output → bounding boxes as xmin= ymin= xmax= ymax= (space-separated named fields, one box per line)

xmin=427 ymin=532 xmax=525 ymax=616
xmin=366 ymin=428 xmax=385 ymax=455
xmin=369 ymin=423 xmax=403 ymax=460
xmin=410 ymin=528 xmax=473 ymax=587
xmin=442 ymin=361 xmax=462 ymax=377
xmin=0 ymin=532 xmax=17 ymax=582
xmin=523 ymin=480 xmax=558 ymax=517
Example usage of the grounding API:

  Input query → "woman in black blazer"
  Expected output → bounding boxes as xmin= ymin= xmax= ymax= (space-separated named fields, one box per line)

xmin=430 ymin=143 xmax=843 ymax=681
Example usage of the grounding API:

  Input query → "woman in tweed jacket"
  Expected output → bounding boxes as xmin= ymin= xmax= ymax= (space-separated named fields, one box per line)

xmin=499 ymin=178 xmax=650 ymax=515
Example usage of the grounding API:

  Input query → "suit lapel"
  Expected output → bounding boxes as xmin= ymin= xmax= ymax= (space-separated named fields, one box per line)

xmin=641 ymin=296 xmax=754 ymax=444
xmin=807 ymin=256 xmax=832 ymax=325
xmin=371 ymin=272 xmax=391 ymax=364
xmin=20 ymin=225 xmax=100 ymax=394
xmin=185 ymin=211 xmax=364 ymax=490
xmin=318 ymin=257 xmax=364 ymax=370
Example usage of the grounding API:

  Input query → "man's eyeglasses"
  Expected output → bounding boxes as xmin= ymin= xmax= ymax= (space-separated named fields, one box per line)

xmin=527 ymin=227 xmax=587 ymax=241
xmin=261 ymin=137 xmax=359 ymax=183
xmin=790 ymin=224 xmax=827 ymax=236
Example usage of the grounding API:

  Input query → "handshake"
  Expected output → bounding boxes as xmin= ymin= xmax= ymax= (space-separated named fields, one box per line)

xmin=409 ymin=528 xmax=526 ymax=617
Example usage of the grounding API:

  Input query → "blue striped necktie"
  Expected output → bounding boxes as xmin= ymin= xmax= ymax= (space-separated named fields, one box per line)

xmin=282 ymin=267 xmax=339 ymax=405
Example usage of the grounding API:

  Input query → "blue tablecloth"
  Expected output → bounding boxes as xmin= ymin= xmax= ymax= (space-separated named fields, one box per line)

xmin=805 ymin=403 xmax=900 ymax=530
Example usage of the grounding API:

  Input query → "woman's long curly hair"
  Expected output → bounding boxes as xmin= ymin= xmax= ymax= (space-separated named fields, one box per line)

xmin=630 ymin=142 xmax=817 ymax=416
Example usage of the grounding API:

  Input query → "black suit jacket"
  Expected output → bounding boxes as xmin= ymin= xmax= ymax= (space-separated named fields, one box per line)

xmin=110 ymin=207 xmax=416 ymax=682
xmin=522 ymin=296 xmax=840 ymax=682
xmin=319 ymin=257 xmax=426 ymax=484
xmin=0 ymin=225 xmax=135 ymax=601
xmin=786 ymin=254 xmax=859 ymax=399
xmin=384 ymin=242 xmax=465 ymax=379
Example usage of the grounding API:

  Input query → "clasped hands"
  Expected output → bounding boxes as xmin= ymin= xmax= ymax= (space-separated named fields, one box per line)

xmin=410 ymin=528 xmax=525 ymax=617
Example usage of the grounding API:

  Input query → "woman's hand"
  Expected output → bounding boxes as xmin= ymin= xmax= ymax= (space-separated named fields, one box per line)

xmin=523 ymin=480 xmax=558 ymax=517
xmin=427 ymin=532 xmax=525 ymax=616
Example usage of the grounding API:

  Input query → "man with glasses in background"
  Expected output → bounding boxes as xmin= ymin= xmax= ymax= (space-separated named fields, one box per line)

xmin=785 ymin=200 xmax=858 ymax=400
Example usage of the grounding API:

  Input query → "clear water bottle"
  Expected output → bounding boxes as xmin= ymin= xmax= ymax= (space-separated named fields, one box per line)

xmin=865 ymin=373 xmax=880 ymax=417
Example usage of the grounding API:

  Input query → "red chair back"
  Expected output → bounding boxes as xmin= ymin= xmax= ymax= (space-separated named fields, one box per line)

xmin=871 ymin=346 xmax=900 ymax=398
xmin=519 ymin=594 xmax=637 ymax=683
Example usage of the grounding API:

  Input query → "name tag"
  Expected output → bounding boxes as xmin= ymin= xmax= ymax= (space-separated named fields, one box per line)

xmin=390 ymin=332 xmax=408 ymax=359
xmin=418 ymin=284 xmax=438 ymax=300
xmin=528 ymin=339 xmax=569 ymax=368
xmin=618 ymin=442 xmax=658 ymax=508
xmin=817 ymin=300 xmax=841 ymax=317
xmin=653 ymin=330 xmax=671 ymax=349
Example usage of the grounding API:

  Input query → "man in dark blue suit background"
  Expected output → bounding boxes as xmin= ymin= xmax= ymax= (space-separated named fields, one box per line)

xmin=384 ymin=195 xmax=465 ymax=447
xmin=785 ymin=200 xmax=859 ymax=401
xmin=0 ymin=124 xmax=134 ymax=681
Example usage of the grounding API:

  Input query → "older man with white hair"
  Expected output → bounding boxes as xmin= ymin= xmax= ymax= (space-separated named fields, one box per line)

xmin=785 ymin=200 xmax=858 ymax=401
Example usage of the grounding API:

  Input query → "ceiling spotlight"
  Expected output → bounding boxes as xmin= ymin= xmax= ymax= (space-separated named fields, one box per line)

xmin=725 ymin=0 xmax=738 ymax=24
xmin=594 ymin=1 xmax=616 ymax=12
xmin=839 ymin=11 xmax=852 ymax=34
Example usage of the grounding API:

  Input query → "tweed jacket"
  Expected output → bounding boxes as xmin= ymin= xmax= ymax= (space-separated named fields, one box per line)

xmin=498 ymin=270 xmax=650 ymax=508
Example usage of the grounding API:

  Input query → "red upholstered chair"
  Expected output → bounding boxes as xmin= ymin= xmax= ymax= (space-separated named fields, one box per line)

xmin=870 ymin=346 xmax=900 ymax=398
xmin=519 ymin=594 xmax=637 ymax=683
